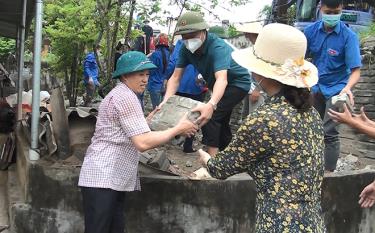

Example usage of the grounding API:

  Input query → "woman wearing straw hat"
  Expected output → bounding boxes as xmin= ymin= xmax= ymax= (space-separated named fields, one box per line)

xmin=197 ymin=24 xmax=326 ymax=232
xmin=78 ymin=51 xmax=198 ymax=233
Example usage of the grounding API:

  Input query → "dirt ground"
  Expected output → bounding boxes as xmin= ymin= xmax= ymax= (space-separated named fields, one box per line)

xmin=164 ymin=144 xmax=202 ymax=174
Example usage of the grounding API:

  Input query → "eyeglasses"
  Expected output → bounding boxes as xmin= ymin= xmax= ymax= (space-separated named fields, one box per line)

xmin=132 ymin=60 xmax=152 ymax=72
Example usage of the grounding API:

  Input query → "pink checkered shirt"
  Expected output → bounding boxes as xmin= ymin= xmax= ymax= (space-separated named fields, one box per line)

xmin=78 ymin=83 xmax=150 ymax=191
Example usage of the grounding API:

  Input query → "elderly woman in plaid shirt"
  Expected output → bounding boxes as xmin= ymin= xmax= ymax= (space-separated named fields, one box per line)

xmin=78 ymin=51 xmax=198 ymax=233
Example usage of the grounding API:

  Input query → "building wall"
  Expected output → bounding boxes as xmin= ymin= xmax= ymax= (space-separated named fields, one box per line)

xmin=340 ymin=37 xmax=375 ymax=159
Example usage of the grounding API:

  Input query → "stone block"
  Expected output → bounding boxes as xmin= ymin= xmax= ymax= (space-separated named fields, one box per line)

xmin=139 ymin=152 xmax=154 ymax=164
xmin=148 ymin=150 xmax=170 ymax=171
xmin=149 ymin=95 xmax=202 ymax=131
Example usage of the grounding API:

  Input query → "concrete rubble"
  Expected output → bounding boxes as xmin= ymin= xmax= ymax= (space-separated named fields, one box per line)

xmin=149 ymin=95 xmax=202 ymax=131
xmin=336 ymin=154 xmax=361 ymax=172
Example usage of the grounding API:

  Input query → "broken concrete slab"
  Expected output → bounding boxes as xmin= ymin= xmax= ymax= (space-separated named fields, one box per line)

xmin=149 ymin=95 xmax=202 ymax=131
xmin=139 ymin=152 xmax=154 ymax=164
xmin=148 ymin=150 xmax=170 ymax=171
xmin=50 ymin=88 xmax=71 ymax=160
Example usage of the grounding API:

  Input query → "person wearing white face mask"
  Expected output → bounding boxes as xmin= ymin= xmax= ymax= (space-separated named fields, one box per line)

xmin=304 ymin=0 xmax=362 ymax=172
xmin=153 ymin=11 xmax=252 ymax=157
xmin=235 ymin=22 xmax=267 ymax=121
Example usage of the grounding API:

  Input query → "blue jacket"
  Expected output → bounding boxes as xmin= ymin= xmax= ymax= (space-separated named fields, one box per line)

xmin=165 ymin=40 xmax=204 ymax=95
xmin=148 ymin=46 xmax=170 ymax=92
xmin=83 ymin=52 xmax=100 ymax=86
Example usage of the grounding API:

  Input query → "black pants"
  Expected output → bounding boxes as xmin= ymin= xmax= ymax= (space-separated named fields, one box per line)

xmin=81 ymin=187 xmax=126 ymax=233
xmin=313 ymin=92 xmax=341 ymax=171
xmin=202 ymin=86 xmax=247 ymax=151
xmin=176 ymin=92 xmax=206 ymax=151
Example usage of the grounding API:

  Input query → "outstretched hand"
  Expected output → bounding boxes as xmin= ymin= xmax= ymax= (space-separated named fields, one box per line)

xmin=359 ymin=180 xmax=375 ymax=208
xmin=328 ymin=103 xmax=353 ymax=125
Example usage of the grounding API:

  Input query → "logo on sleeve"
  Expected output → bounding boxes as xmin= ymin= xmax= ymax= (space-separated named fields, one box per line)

xmin=327 ymin=48 xmax=339 ymax=56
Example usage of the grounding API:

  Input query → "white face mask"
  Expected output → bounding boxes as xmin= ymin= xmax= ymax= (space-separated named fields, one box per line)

xmin=184 ymin=38 xmax=203 ymax=53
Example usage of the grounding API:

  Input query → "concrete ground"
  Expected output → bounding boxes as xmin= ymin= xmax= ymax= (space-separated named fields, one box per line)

xmin=0 ymin=171 xmax=10 ymax=233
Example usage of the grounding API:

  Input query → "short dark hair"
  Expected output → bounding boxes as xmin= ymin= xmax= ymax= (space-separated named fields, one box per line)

xmin=321 ymin=0 xmax=343 ymax=8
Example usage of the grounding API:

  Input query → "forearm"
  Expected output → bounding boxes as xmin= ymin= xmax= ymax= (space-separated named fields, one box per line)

xmin=350 ymin=120 xmax=375 ymax=139
xmin=162 ymin=69 xmax=183 ymax=103
xmin=163 ymin=77 xmax=179 ymax=101
xmin=206 ymin=134 xmax=250 ymax=179
xmin=134 ymin=127 xmax=182 ymax=152
xmin=364 ymin=118 xmax=375 ymax=127
xmin=345 ymin=68 xmax=361 ymax=89
xmin=206 ymin=149 xmax=247 ymax=180
xmin=209 ymin=76 xmax=227 ymax=105
xmin=206 ymin=158 xmax=233 ymax=180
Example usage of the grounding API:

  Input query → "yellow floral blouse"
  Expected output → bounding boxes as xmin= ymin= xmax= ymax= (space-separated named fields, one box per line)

xmin=207 ymin=94 xmax=326 ymax=233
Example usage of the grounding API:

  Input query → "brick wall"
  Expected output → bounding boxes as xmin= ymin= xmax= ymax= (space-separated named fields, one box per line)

xmin=340 ymin=37 xmax=375 ymax=159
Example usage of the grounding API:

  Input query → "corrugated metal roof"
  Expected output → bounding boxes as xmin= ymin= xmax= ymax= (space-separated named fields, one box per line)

xmin=0 ymin=0 xmax=36 ymax=39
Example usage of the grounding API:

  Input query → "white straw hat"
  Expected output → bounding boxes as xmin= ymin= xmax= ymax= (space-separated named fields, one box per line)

xmin=232 ymin=23 xmax=318 ymax=88
xmin=236 ymin=22 xmax=263 ymax=34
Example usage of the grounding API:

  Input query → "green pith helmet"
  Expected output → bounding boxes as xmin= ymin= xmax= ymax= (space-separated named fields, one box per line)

xmin=112 ymin=51 xmax=156 ymax=79
xmin=174 ymin=11 xmax=209 ymax=35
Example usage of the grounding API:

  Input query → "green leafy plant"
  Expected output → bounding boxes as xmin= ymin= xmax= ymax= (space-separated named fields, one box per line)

xmin=0 ymin=37 xmax=16 ymax=63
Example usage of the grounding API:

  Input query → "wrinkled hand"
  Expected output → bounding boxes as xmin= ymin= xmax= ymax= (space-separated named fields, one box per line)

xmin=192 ymin=103 xmax=214 ymax=128
xmin=198 ymin=149 xmax=211 ymax=167
xmin=340 ymin=87 xmax=354 ymax=106
xmin=359 ymin=180 xmax=375 ymax=208
xmin=328 ymin=104 xmax=354 ymax=125
xmin=250 ymin=90 xmax=261 ymax=104
xmin=176 ymin=113 xmax=199 ymax=138
xmin=188 ymin=167 xmax=212 ymax=180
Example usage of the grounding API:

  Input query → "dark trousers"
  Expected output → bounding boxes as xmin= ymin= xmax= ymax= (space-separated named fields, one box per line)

xmin=81 ymin=187 xmax=126 ymax=233
xmin=313 ymin=92 xmax=340 ymax=171
xmin=176 ymin=92 xmax=206 ymax=151
xmin=202 ymin=86 xmax=247 ymax=151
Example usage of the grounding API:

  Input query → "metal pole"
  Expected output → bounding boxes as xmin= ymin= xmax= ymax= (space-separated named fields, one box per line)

xmin=17 ymin=0 xmax=27 ymax=121
xmin=29 ymin=0 xmax=44 ymax=160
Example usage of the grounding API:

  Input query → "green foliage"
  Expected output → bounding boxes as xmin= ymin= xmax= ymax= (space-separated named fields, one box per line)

xmin=136 ymin=0 xmax=163 ymax=23
xmin=0 ymin=37 xmax=16 ymax=63
xmin=286 ymin=4 xmax=297 ymax=25
xmin=258 ymin=4 xmax=272 ymax=20
xmin=258 ymin=3 xmax=296 ymax=25
xmin=44 ymin=0 xmax=97 ymax=62
xmin=40 ymin=0 xmax=253 ymax=105
xmin=228 ymin=25 xmax=240 ymax=37
xmin=209 ymin=25 xmax=227 ymax=38
xmin=360 ymin=23 xmax=375 ymax=40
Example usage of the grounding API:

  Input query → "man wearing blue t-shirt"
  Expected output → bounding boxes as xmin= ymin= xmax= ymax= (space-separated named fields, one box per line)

xmin=304 ymin=0 xmax=362 ymax=171
xmin=160 ymin=12 xmax=252 ymax=156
